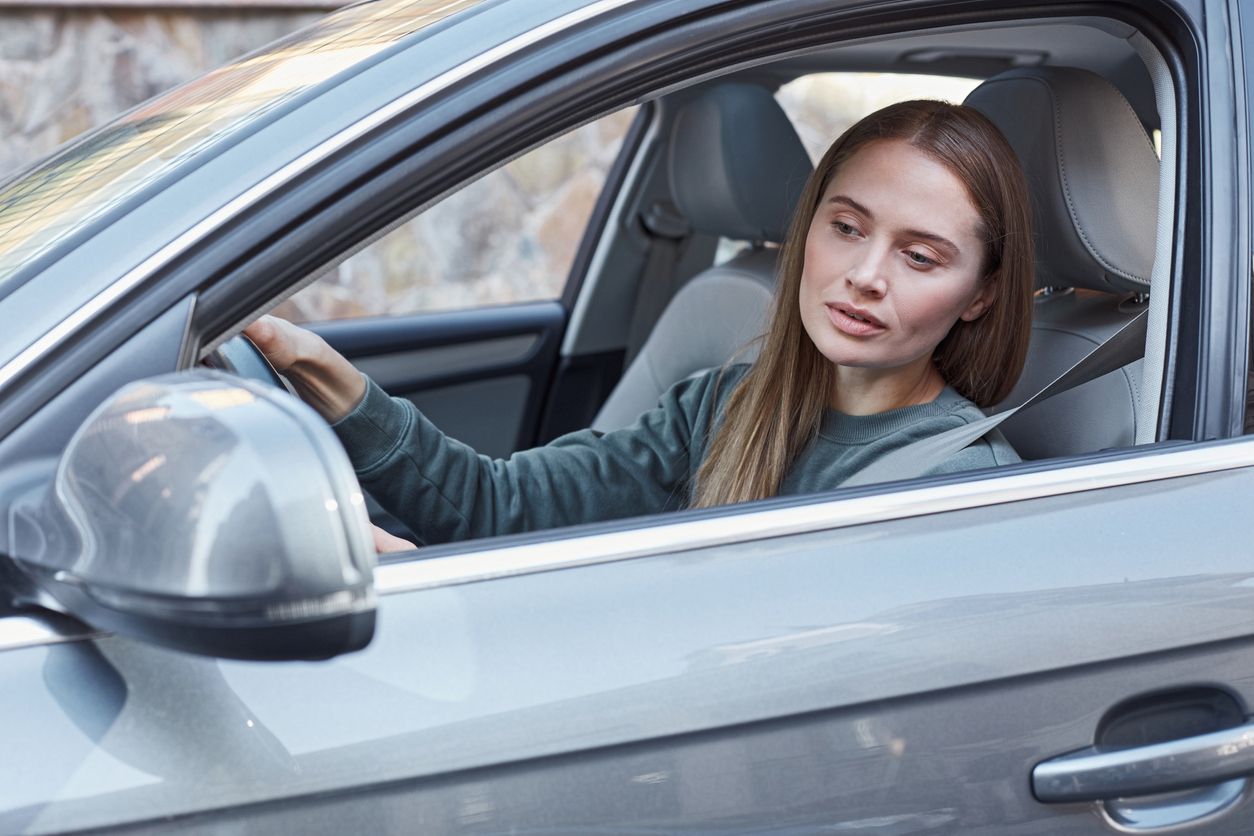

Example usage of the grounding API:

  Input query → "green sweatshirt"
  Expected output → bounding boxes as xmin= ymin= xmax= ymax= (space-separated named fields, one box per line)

xmin=332 ymin=365 xmax=1019 ymax=544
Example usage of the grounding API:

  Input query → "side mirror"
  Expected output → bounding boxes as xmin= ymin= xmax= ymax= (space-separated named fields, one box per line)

xmin=8 ymin=371 xmax=376 ymax=660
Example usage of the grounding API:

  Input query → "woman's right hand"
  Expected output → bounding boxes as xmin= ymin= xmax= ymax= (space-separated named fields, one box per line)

xmin=243 ymin=315 xmax=367 ymax=423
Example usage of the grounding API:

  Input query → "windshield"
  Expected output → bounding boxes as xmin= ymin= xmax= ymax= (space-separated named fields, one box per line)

xmin=0 ymin=0 xmax=484 ymax=294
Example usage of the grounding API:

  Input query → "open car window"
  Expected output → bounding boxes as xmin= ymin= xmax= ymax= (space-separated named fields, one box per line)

xmin=255 ymin=21 xmax=1174 ymax=557
xmin=0 ymin=2 xmax=1192 ymax=655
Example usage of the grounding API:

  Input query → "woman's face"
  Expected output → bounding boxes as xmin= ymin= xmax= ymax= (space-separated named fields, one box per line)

xmin=799 ymin=139 xmax=993 ymax=379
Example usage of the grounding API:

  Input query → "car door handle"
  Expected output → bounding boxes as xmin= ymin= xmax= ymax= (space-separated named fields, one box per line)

xmin=1033 ymin=721 xmax=1254 ymax=802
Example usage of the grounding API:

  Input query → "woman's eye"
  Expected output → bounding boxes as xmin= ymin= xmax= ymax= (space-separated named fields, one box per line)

xmin=834 ymin=221 xmax=858 ymax=236
xmin=906 ymin=250 xmax=937 ymax=267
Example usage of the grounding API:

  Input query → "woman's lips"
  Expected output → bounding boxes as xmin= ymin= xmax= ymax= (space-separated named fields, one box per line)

xmin=826 ymin=303 xmax=887 ymax=337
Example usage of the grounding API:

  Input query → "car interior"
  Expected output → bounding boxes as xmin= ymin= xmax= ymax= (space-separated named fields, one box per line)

xmin=595 ymin=61 xmax=1157 ymax=452
xmin=233 ymin=14 xmax=1171 ymax=544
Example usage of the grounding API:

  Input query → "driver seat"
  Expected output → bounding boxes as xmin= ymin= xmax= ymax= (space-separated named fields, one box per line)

xmin=592 ymin=83 xmax=813 ymax=431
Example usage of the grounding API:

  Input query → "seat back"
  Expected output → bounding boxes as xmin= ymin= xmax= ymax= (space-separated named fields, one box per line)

xmin=592 ymin=83 xmax=812 ymax=431
xmin=966 ymin=67 xmax=1160 ymax=458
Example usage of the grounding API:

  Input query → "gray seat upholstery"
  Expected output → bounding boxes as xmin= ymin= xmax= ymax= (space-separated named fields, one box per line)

xmin=592 ymin=83 xmax=813 ymax=431
xmin=967 ymin=67 xmax=1159 ymax=459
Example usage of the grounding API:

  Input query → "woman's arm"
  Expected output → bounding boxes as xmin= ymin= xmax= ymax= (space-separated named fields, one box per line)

xmin=243 ymin=315 xmax=366 ymax=422
xmin=244 ymin=317 xmax=727 ymax=543
xmin=333 ymin=374 xmax=711 ymax=542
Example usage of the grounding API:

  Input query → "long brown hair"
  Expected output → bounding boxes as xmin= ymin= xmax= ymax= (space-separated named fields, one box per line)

xmin=691 ymin=99 xmax=1033 ymax=509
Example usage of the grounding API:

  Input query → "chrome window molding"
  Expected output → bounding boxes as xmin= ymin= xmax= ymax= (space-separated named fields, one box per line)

xmin=0 ymin=0 xmax=642 ymax=395
xmin=372 ymin=438 xmax=1254 ymax=595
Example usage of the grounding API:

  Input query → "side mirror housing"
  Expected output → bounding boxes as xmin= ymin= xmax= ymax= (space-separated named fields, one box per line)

xmin=8 ymin=371 xmax=376 ymax=660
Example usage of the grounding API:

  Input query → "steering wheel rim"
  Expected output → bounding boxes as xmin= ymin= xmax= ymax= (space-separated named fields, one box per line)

xmin=208 ymin=334 xmax=298 ymax=397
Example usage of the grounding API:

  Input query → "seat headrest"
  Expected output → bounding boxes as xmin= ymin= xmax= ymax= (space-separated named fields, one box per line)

xmin=668 ymin=83 xmax=814 ymax=244
xmin=964 ymin=67 xmax=1159 ymax=294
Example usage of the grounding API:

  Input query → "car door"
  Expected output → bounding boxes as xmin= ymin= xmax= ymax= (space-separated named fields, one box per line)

xmin=183 ymin=0 xmax=1253 ymax=829
xmin=8 ymin=444 xmax=1254 ymax=834
xmin=1 ymin=0 xmax=1249 ymax=832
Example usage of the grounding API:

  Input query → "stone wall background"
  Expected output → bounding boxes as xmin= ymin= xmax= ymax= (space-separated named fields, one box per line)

xmin=1 ymin=7 xmax=978 ymax=323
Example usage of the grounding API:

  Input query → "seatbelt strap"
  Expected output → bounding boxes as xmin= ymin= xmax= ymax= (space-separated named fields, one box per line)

xmin=625 ymin=200 xmax=691 ymax=365
xmin=842 ymin=309 xmax=1148 ymax=487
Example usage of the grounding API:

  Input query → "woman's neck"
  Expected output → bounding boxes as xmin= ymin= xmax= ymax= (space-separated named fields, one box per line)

xmin=829 ymin=359 xmax=946 ymax=415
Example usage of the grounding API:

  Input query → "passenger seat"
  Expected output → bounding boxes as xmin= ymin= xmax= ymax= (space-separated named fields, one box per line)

xmin=965 ymin=67 xmax=1159 ymax=458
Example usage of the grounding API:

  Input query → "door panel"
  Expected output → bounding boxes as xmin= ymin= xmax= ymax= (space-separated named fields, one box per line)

xmin=92 ymin=640 xmax=1254 ymax=834
xmin=408 ymin=376 xmax=532 ymax=459
xmin=6 ymin=461 xmax=1254 ymax=833
xmin=311 ymin=301 xmax=564 ymax=456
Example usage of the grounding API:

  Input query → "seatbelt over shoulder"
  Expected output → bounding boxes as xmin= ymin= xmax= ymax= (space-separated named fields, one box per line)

xmin=842 ymin=310 xmax=1149 ymax=487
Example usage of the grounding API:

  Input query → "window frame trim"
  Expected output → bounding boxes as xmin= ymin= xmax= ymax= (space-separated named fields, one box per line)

xmin=371 ymin=437 xmax=1254 ymax=595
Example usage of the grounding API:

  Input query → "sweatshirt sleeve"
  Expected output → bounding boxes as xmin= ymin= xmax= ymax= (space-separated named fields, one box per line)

xmin=330 ymin=370 xmax=733 ymax=544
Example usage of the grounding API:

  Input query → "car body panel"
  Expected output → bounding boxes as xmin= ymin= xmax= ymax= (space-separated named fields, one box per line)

xmin=5 ymin=461 xmax=1254 ymax=831
xmin=0 ymin=0 xmax=1249 ymax=832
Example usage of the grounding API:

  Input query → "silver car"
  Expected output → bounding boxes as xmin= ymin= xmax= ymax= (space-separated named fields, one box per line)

xmin=2 ymin=0 xmax=1252 ymax=832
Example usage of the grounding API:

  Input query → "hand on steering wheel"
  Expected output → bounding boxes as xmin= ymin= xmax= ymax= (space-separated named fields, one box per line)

xmin=207 ymin=331 xmax=295 ymax=395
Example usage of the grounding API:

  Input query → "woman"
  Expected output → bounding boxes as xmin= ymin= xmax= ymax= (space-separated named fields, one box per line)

xmin=246 ymin=99 xmax=1033 ymax=550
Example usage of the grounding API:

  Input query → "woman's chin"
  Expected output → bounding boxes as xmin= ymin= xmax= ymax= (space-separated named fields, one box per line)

xmin=813 ymin=341 xmax=900 ymax=370
xmin=815 ymin=343 xmax=936 ymax=377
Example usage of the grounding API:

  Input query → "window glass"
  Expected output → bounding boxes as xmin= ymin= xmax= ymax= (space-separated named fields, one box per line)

xmin=275 ymin=107 xmax=638 ymax=323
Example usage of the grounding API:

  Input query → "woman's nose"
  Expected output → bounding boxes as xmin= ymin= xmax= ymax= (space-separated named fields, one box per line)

xmin=845 ymin=250 xmax=888 ymax=297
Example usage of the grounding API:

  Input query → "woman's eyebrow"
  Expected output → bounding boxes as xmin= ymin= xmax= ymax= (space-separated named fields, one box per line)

xmin=828 ymin=194 xmax=961 ymax=257
xmin=828 ymin=195 xmax=874 ymax=217
xmin=902 ymin=228 xmax=961 ymax=258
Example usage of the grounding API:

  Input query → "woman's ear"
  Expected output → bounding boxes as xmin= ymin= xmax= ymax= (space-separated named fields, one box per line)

xmin=959 ymin=276 xmax=998 ymax=322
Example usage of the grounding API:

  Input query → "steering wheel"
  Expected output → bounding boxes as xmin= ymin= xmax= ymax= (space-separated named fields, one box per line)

xmin=204 ymin=334 xmax=298 ymax=398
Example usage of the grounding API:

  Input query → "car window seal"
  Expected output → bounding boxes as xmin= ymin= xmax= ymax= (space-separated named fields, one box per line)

xmin=370 ymin=434 xmax=1254 ymax=597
